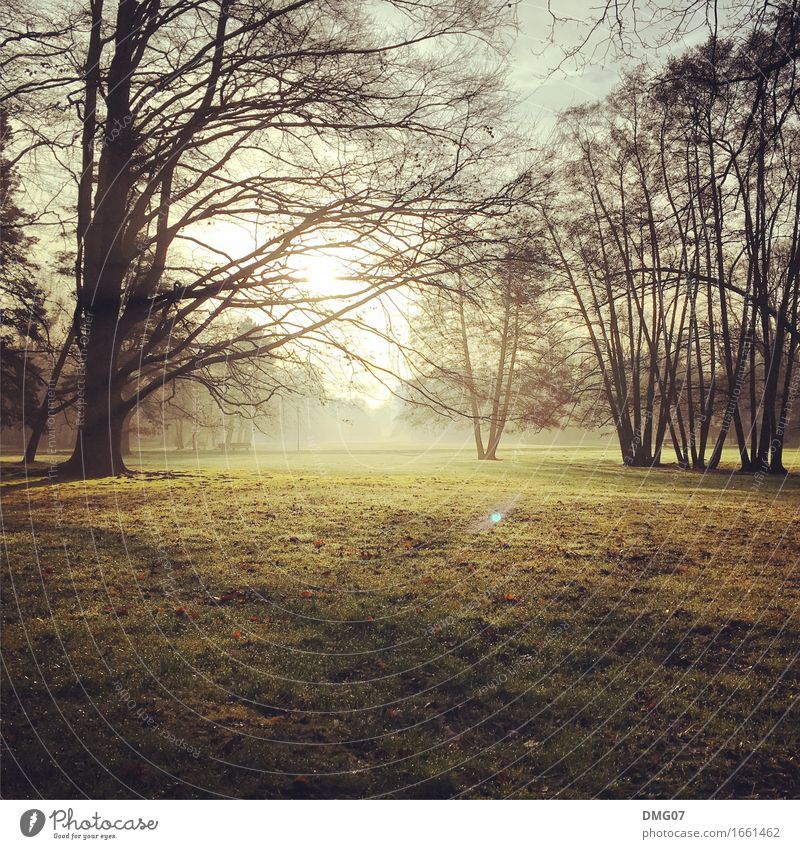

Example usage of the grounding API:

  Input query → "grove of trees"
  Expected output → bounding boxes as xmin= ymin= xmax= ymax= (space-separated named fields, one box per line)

xmin=543 ymin=3 xmax=799 ymax=471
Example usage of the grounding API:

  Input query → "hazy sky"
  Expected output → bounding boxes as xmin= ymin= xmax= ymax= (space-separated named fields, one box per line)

xmin=509 ymin=0 xmax=727 ymax=134
xmin=511 ymin=1 xmax=622 ymax=131
xmin=329 ymin=0 xmax=731 ymax=412
xmin=303 ymin=3 xmax=644 ymax=410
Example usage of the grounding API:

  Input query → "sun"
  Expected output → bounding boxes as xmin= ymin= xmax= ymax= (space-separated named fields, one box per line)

xmin=295 ymin=252 xmax=347 ymax=300
xmin=197 ymin=222 xmax=408 ymax=406
xmin=200 ymin=221 xmax=351 ymax=301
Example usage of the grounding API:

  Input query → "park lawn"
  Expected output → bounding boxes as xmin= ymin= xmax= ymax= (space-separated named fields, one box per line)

xmin=1 ymin=446 xmax=799 ymax=799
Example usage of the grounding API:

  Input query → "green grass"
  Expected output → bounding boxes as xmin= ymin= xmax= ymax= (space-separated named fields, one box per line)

xmin=1 ymin=446 xmax=799 ymax=799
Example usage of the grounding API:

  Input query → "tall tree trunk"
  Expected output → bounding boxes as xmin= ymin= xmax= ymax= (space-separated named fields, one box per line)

xmin=770 ymin=194 xmax=800 ymax=473
xmin=485 ymin=300 xmax=519 ymax=461
xmin=120 ymin=410 xmax=132 ymax=456
xmin=23 ymin=319 xmax=77 ymax=464
xmin=59 ymin=0 xmax=137 ymax=478
xmin=707 ymin=130 xmax=750 ymax=470
xmin=24 ymin=0 xmax=103 ymax=464
xmin=484 ymin=272 xmax=513 ymax=460
xmin=457 ymin=291 xmax=485 ymax=459
xmin=59 ymin=312 xmax=127 ymax=477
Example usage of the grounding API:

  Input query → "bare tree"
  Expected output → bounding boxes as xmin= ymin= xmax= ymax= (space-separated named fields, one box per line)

xmin=403 ymin=242 xmax=574 ymax=459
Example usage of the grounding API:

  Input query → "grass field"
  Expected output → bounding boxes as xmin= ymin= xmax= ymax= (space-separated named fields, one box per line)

xmin=1 ymin=446 xmax=799 ymax=799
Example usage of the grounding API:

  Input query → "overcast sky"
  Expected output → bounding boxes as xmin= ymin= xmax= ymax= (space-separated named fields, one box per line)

xmin=509 ymin=0 xmax=731 ymax=136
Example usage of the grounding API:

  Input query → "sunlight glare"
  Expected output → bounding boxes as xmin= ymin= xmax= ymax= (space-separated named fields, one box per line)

xmin=297 ymin=253 xmax=347 ymax=299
